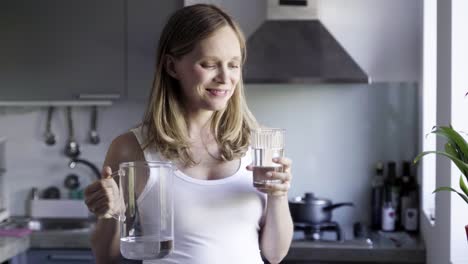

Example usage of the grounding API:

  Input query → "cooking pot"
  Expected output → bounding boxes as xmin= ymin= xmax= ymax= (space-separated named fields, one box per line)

xmin=289 ymin=192 xmax=354 ymax=224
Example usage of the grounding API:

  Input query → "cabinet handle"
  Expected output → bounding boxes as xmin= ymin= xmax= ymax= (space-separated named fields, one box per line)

xmin=77 ymin=93 xmax=121 ymax=100
xmin=47 ymin=254 xmax=94 ymax=261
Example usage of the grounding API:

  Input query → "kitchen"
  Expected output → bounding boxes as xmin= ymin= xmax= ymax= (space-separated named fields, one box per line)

xmin=0 ymin=0 xmax=466 ymax=263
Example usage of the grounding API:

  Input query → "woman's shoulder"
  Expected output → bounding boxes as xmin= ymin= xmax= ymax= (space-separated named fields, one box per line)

xmin=107 ymin=132 xmax=145 ymax=164
xmin=112 ymin=131 xmax=139 ymax=146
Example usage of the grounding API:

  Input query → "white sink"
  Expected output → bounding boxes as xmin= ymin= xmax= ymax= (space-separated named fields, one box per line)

xmin=30 ymin=199 xmax=90 ymax=219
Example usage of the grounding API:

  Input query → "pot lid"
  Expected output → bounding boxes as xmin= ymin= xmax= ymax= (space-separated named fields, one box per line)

xmin=291 ymin=192 xmax=330 ymax=205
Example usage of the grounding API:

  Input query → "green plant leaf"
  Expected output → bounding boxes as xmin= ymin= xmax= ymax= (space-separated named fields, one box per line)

xmin=445 ymin=142 xmax=458 ymax=158
xmin=444 ymin=142 xmax=468 ymax=176
xmin=433 ymin=186 xmax=468 ymax=204
xmin=414 ymin=150 xmax=468 ymax=177
xmin=432 ymin=126 xmax=468 ymax=162
xmin=430 ymin=126 xmax=456 ymax=145
xmin=460 ymin=175 xmax=468 ymax=197
xmin=413 ymin=151 xmax=430 ymax=164
xmin=442 ymin=126 xmax=468 ymax=162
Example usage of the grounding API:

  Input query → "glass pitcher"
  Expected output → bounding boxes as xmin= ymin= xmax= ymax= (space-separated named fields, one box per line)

xmin=111 ymin=161 xmax=175 ymax=260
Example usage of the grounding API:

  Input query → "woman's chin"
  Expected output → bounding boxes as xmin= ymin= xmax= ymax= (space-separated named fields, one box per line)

xmin=201 ymin=99 xmax=230 ymax=112
xmin=203 ymin=103 xmax=228 ymax=112
xmin=209 ymin=105 xmax=228 ymax=112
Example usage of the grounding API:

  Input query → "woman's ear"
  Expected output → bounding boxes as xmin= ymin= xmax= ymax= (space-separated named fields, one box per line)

xmin=165 ymin=55 xmax=178 ymax=79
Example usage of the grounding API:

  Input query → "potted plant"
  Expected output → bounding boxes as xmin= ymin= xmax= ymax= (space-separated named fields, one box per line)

xmin=414 ymin=125 xmax=468 ymax=241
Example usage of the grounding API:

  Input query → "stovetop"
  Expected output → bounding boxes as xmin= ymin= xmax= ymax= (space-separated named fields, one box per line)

xmin=292 ymin=221 xmax=377 ymax=249
xmin=293 ymin=221 xmax=343 ymax=242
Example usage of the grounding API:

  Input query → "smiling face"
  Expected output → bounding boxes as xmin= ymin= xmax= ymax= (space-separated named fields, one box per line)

xmin=166 ymin=25 xmax=242 ymax=113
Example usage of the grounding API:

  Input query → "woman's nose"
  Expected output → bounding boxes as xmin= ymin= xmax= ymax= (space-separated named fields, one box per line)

xmin=214 ymin=66 xmax=229 ymax=84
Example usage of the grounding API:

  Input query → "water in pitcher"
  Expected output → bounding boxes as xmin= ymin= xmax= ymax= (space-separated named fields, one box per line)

xmin=120 ymin=236 xmax=173 ymax=260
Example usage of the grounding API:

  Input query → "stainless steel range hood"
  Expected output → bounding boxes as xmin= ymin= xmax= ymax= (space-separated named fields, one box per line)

xmin=244 ymin=2 xmax=370 ymax=84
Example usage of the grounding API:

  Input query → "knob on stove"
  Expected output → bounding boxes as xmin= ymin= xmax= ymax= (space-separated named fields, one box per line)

xmin=312 ymin=232 xmax=321 ymax=240
xmin=294 ymin=221 xmax=343 ymax=241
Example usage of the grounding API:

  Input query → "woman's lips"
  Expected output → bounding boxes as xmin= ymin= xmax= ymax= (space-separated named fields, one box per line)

xmin=206 ymin=89 xmax=228 ymax=96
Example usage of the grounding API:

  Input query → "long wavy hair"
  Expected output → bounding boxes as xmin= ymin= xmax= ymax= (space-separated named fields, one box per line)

xmin=141 ymin=4 xmax=258 ymax=167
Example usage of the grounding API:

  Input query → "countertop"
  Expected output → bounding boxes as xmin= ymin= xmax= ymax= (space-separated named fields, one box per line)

xmin=0 ymin=235 xmax=30 ymax=263
xmin=0 ymin=222 xmax=425 ymax=263
xmin=29 ymin=228 xmax=92 ymax=249
xmin=0 ymin=218 xmax=93 ymax=262
xmin=284 ymin=231 xmax=425 ymax=263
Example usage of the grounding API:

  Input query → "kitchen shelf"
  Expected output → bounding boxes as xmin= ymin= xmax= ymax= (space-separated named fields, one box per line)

xmin=0 ymin=101 xmax=113 ymax=107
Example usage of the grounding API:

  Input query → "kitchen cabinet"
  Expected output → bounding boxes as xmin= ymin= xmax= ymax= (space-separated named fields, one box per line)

xmin=184 ymin=0 xmax=265 ymax=38
xmin=13 ymin=249 xmax=94 ymax=264
xmin=0 ymin=0 xmax=184 ymax=103
xmin=281 ymin=254 xmax=425 ymax=264
xmin=126 ymin=0 xmax=183 ymax=101
xmin=285 ymin=237 xmax=426 ymax=264
xmin=10 ymin=249 xmax=142 ymax=264
xmin=0 ymin=0 xmax=125 ymax=102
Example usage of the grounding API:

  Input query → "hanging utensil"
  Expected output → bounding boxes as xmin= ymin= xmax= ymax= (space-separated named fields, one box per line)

xmin=88 ymin=106 xmax=100 ymax=145
xmin=44 ymin=106 xmax=56 ymax=146
xmin=64 ymin=106 xmax=80 ymax=158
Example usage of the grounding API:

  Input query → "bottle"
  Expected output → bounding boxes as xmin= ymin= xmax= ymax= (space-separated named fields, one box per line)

xmin=371 ymin=161 xmax=385 ymax=230
xmin=381 ymin=188 xmax=396 ymax=232
xmin=404 ymin=208 xmax=419 ymax=232
xmin=384 ymin=161 xmax=402 ymax=229
xmin=400 ymin=161 xmax=411 ymax=228
xmin=400 ymin=160 xmax=419 ymax=232
xmin=25 ymin=187 xmax=39 ymax=217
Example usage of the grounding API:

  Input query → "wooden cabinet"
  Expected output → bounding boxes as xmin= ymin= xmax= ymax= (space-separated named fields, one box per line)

xmin=0 ymin=0 xmax=125 ymax=102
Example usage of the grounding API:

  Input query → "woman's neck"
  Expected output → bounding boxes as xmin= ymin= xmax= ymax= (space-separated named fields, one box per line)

xmin=186 ymin=110 xmax=214 ymax=139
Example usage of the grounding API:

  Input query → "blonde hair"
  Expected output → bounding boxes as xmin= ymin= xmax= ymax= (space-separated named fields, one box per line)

xmin=142 ymin=4 xmax=258 ymax=167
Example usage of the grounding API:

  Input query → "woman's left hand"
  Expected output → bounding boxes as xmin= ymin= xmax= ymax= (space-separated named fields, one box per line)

xmin=246 ymin=157 xmax=292 ymax=197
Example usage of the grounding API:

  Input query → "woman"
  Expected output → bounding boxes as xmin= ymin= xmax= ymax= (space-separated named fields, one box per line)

xmin=84 ymin=4 xmax=293 ymax=264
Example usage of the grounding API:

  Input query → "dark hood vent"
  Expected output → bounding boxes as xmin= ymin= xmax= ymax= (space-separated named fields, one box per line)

xmin=244 ymin=20 xmax=371 ymax=84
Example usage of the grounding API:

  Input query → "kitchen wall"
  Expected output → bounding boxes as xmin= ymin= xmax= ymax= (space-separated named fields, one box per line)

xmin=0 ymin=83 xmax=418 ymax=238
xmin=200 ymin=0 xmax=423 ymax=83
xmin=319 ymin=0 xmax=422 ymax=83
xmin=185 ymin=0 xmax=266 ymax=37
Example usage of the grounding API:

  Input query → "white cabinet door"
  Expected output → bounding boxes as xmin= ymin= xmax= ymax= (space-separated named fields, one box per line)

xmin=0 ymin=0 xmax=125 ymax=101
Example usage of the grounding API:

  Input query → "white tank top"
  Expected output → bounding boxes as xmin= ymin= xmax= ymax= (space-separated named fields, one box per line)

xmin=131 ymin=127 xmax=267 ymax=264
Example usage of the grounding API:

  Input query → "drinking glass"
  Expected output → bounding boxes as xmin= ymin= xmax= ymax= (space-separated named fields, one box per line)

xmin=251 ymin=128 xmax=285 ymax=187
xmin=110 ymin=161 xmax=175 ymax=260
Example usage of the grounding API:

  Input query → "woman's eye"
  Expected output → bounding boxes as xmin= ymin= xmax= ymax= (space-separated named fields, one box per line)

xmin=201 ymin=63 xmax=216 ymax=69
xmin=229 ymin=64 xmax=240 ymax=69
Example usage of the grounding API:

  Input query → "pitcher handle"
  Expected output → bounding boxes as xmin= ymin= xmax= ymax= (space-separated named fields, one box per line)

xmin=98 ymin=170 xmax=126 ymax=222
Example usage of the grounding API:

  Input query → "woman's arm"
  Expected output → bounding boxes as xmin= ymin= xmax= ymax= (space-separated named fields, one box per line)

xmin=260 ymin=195 xmax=294 ymax=264
xmin=90 ymin=216 xmax=121 ymax=264
xmin=85 ymin=132 xmax=144 ymax=264
xmin=248 ymin=157 xmax=294 ymax=264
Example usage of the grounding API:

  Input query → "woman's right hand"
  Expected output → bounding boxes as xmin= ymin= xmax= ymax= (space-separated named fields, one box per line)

xmin=84 ymin=166 xmax=121 ymax=219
